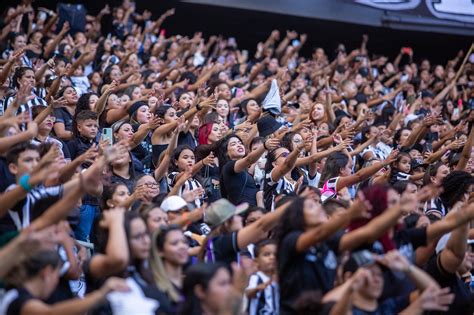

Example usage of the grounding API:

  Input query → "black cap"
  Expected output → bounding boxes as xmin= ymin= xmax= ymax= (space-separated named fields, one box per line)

xmin=421 ymin=90 xmax=435 ymax=99
xmin=257 ymin=115 xmax=282 ymax=138
xmin=127 ymin=101 xmax=148 ymax=116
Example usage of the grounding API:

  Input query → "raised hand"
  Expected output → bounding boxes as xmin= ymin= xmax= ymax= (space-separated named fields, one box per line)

xmin=202 ymin=152 xmax=216 ymax=167
xmin=349 ymin=191 xmax=373 ymax=219
xmin=383 ymin=149 xmax=399 ymax=165
xmin=100 ymin=277 xmax=130 ymax=295
xmin=418 ymin=286 xmax=454 ymax=312
xmin=60 ymin=21 xmax=70 ymax=35
xmin=286 ymin=30 xmax=298 ymax=40
xmin=264 ymin=138 xmax=280 ymax=150
xmin=376 ymin=250 xmax=410 ymax=272
xmin=49 ymin=96 xmax=67 ymax=108
xmin=147 ymin=115 xmax=163 ymax=130
xmin=199 ymin=93 xmax=217 ymax=109
xmin=99 ymin=207 xmax=125 ymax=227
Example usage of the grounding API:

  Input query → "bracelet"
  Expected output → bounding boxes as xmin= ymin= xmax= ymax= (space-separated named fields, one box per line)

xmin=19 ymin=174 xmax=32 ymax=192
xmin=196 ymin=103 xmax=202 ymax=111
xmin=263 ymin=142 xmax=269 ymax=150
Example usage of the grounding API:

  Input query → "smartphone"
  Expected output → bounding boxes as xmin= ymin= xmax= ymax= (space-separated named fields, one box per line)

xmin=242 ymin=50 xmax=249 ymax=59
xmin=400 ymin=74 xmax=409 ymax=83
xmin=291 ymin=39 xmax=300 ymax=47
xmin=101 ymin=128 xmax=113 ymax=146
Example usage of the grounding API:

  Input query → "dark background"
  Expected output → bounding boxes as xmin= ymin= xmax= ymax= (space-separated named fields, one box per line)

xmin=2 ymin=0 xmax=472 ymax=64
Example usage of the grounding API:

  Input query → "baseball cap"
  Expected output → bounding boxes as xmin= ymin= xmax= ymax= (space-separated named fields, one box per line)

xmin=204 ymin=199 xmax=249 ymax=229
xmin=160 ymin=196 xmax=188 ymax=212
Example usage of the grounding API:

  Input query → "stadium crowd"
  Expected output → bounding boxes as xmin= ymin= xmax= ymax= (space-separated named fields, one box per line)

xmin=0 ymin=0 xmax=474 ymax=314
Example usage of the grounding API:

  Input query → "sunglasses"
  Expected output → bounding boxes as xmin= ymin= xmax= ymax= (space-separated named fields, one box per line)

xmin=276 ymin=151 xmax=289 ymax=160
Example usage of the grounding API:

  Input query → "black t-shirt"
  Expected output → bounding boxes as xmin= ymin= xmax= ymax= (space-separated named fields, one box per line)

xmin=204 ymin=231 xmax=240 ymax=265
xmin=67 ymin=136 xmax=96 ymax=161
xmin=53 ymin=107 xmax=74 ymax=133
xmin=177 ymin=131 xmax=197 ymax=150
xmin=424 ymin=255 xmax=474 ymax=315
xmin=3 ymin=287 xmax=34 ymax=315
xmin=395 ymin=227 xmax=427 ymax=262
xmin=278 ymin=230 xmax=342 ymax=315
xmin=220 ymin=160 xmax=257 ymax=206
xmin=110 ymin=172 xmax=136 ymax=193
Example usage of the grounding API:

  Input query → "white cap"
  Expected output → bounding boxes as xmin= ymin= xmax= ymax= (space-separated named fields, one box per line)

xmin=160 ymin=196 xmax=188 ymax=212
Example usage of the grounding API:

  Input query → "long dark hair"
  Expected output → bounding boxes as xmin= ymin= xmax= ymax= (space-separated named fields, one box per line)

xmin=75 ymin=92 xmax=99 ymax=115
xmin=265 ymin=148 xmax=283 ymax=173
xmin=423 ymin=162 xmax=444 ymax=186
xmin=215 ymin=133 xmax=244 ymax=173
xmin=170 ymin=145 xmax=194 ymax=173
xmin=12 ymin=66 xmax=34 ymax=89
xmin=273 ymin=197 xmax=306 ymax=249
xmin=178 ymin=263 xmax=228 ymax=315
xmin=319 ymin=152 xmax=349 ymax=187
xmin=440 ymin=171 xmax=474 ymax=210
xmin=124 ymin=211 xmax=153 ymax=283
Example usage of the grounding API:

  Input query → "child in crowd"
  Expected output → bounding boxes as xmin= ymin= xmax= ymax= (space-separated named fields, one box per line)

xmin=246 ymin=239 xmax=279 ymax=315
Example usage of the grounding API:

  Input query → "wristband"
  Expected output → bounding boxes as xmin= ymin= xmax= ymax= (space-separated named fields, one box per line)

xmin=263 ymin=141 xmax=269 ymax=150
xmin=196 ymin=103 xmax=202 ymax=111
xmin=19 ymin=174 xmax=32 ymax=192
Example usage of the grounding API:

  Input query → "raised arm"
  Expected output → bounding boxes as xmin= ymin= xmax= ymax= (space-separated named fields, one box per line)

xmin=88 ymin=208 xmax=129 ymax=278
xmin=455 ymin=125 xmax=474 ymax=171
xmin=426 ymin=203 xmax=474 ymax=244
xmin=270 ymin=144 xmax=304 ymax=182
xmin=296 ymin=141 xmax=348 ymax=167
xmin=236 ymin=201 xmax=291 ymax=249
xmin=234 ymin=138 xmax=279 ymax=173
xmin=438 ymin=205 xmax=471 ymax=274
xmin=43 ymin=21 xmax=70 ymax=58
xmin=0 ymin=121 xmax=38 ymax=154
xmin=336 ymin=150 xmax=398 ymax=192
xmin=296 ymin=198 xmax=369 ymax=252
xmin=338 ymin=194 xmax=411 ymax=251
xmin=21 ymin=277 xmax=128 ymax=315
xmin=0 ymin=49 xmax=24 ymax=85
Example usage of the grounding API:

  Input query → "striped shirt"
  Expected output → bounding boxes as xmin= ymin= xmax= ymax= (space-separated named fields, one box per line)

xmin=0 ymin=184 xmax=63 ymax=232
xmin=264 ymin=171 xmax=296 ymax=211
xmin=247 ymin=272 xmax=279 ymax=315
xmin=1 ymin=49 xmax=33 ymax=67
xmin=2 ymin=87 xmax=47 ymax=116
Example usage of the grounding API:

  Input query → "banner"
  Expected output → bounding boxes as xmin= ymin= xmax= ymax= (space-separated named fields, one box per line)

xmin=352 ymin=0 xmax=474 ymax=24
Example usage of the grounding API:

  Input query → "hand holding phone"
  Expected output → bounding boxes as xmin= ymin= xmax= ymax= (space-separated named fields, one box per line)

xmin=101 ymin=128 xmax=113 ymax=146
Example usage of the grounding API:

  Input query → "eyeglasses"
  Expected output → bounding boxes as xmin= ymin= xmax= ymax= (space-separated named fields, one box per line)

xmin=140 ymin=182 xmax=159 ymax=188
